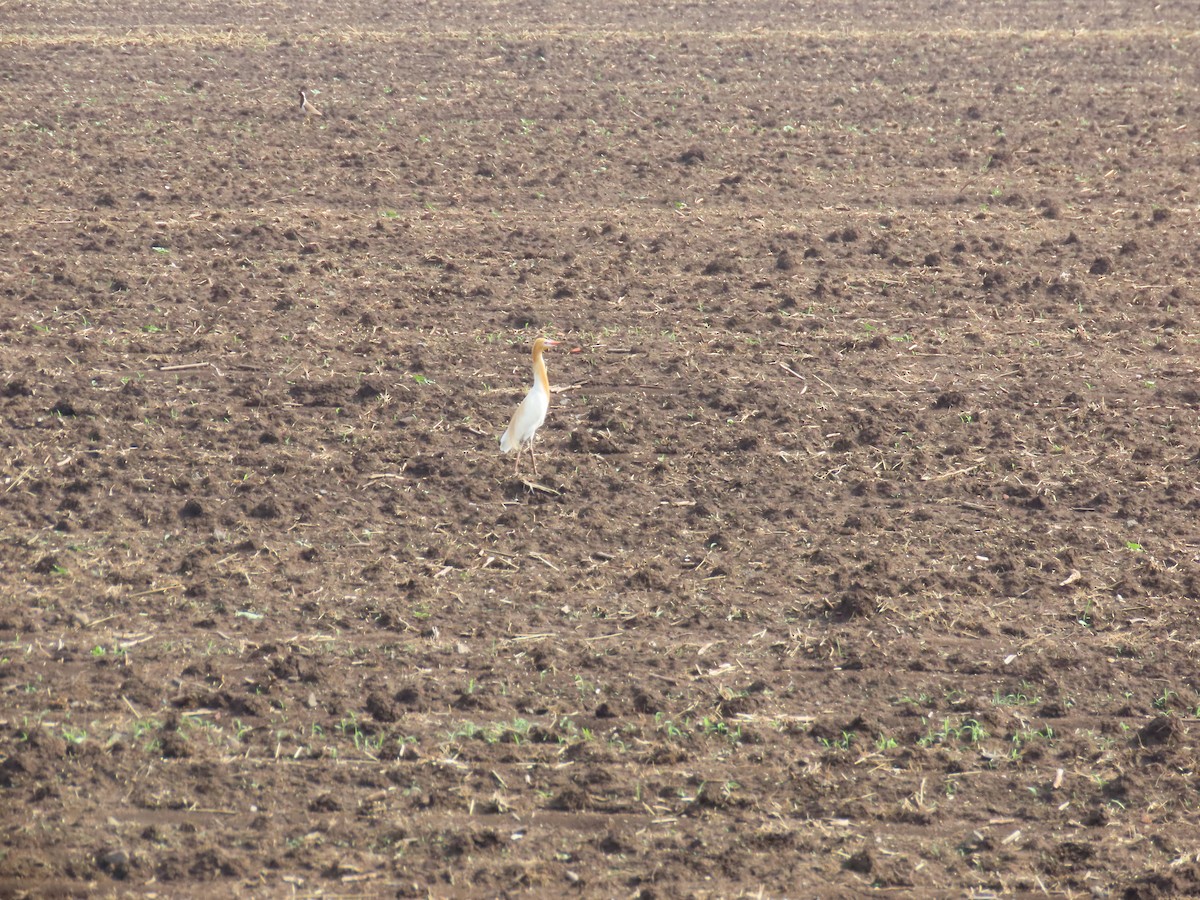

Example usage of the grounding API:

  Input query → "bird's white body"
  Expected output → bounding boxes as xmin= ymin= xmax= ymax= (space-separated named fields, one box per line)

xmin=500 ymin=338 xmax=557 ymax=474
xmin=500 ymin=380 xmax=549 ymax=454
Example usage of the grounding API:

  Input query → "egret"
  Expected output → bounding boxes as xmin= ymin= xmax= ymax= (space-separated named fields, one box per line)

xmin=499 ymin=337 xmax=560 ymax=476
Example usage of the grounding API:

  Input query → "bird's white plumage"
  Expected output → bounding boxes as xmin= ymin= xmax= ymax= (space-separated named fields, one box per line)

xmin=499 ymin=337 xmax=558 ymax=475
xmin=500 ymin=380 xmax=549 ymax=453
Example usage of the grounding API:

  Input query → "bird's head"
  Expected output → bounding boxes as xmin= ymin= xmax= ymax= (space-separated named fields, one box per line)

xmin=532 ymin=337 xmax=560 ymax=355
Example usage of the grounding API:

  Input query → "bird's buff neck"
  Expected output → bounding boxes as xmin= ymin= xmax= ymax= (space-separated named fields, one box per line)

xmin=533 ymin=345 xmax=550 ymax=394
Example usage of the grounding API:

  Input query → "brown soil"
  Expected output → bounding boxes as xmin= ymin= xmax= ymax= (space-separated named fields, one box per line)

xmin=2 ymin=1 xmax=1199 ymax=897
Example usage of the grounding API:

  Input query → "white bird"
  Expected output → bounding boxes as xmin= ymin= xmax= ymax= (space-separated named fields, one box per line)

xmin=299 ymin=89 xmax=321 ymax=117
xmin=500 ymin=337 xmax=560 ymax=476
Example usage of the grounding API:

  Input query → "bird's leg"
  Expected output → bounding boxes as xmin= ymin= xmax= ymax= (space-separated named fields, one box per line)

xmin=528 ymin=436 xmax=539 ymax=477
xmin=513 ymin=445 xmax=523 ymax=476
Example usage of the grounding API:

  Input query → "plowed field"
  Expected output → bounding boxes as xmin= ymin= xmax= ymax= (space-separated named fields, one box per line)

xmin=2 ymin=1 xmax=1199 ymax=896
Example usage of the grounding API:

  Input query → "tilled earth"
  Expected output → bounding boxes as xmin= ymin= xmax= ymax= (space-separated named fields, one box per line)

xmin=2 ymin=1 xmax=1200 ymax=896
